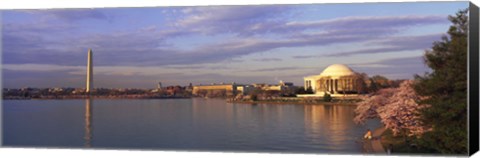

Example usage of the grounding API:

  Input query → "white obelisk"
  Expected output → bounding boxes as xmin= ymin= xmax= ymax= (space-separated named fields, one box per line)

xmin=86 ymin=49 xmax=93 ymax=94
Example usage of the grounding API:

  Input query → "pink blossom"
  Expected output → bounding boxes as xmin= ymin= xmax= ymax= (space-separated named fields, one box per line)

xmin=354 ymin=80 xmax=431 ymax=136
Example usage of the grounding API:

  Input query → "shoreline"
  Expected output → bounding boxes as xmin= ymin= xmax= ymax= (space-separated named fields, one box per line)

xmin=2 ymin=96 xmax=191 ymax=100
xmin=4 ymin=97 xmax=361 ymax=106
xmin=227 ymin=100 xmax=359 ymax=105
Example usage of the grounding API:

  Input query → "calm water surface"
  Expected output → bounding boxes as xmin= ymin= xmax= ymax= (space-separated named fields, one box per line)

xmin=3 ymin=98 xmax=380 ymax=153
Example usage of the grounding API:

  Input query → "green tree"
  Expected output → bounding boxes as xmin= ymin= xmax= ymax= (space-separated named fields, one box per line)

xmin=368 ymin=78 xmax=379 ymax=92
xmin=323 ymin=93 xmax=332 ymax=102
xmin=413 ymin=9 xmax=468 ymax=154
xmin=305 ymin=87 xmax=314 ymax=94
xmin=371 ymin=75 xmax=390 ymax=88
xmin=296 ymin=86 xmax=307 ymax=94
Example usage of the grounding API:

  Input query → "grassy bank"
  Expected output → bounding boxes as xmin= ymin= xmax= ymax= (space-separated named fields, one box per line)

xmin=380 ymin=129 xmax=425 ymax=154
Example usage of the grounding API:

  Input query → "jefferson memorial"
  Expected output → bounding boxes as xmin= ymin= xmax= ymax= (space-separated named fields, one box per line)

xmin=301 ymin=64 xmax=366 ymax=97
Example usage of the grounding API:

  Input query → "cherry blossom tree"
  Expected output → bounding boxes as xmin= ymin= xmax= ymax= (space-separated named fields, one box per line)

xmin=354 ymin=87 xmax=395 ymax=124
xmin=354 ymin=80 xmax=430 ymax=137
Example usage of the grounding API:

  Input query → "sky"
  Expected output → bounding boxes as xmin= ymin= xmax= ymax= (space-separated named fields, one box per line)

xmin=1 ymin=2 xmax=469 ymax=88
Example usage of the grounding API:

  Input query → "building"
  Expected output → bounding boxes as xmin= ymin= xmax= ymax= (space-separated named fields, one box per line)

xmin=192 ymin=83 xmax=239 ymax=96
xmin=301 ymin=64 xmax=366 ymax=97
xmin=252 ymin=80 xmax=295 ymax=91
xmin=185 ymin=83 xmax=194 ymax=93
xmin=165 ymin=85 xmax=184 ymax=96
xmin=237 ymin=85 xmax=255 ymax=95
xmin=157 ymin=82 xmax=163 ymax=90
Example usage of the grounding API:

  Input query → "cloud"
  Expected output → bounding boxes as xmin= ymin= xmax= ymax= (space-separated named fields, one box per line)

xmin=50 ymin=9 xmax=110 ymax=21
xmin=2 ymin=63 xmax=180 ymax=77
xmin=3 ymin=22 xmax=73 ymax=34
xmin=350 ymin=56 xmax=430 ymax=79
xmin=288 ymin=33 xmax=443 ymax=58
xmin=252 ymin=67 xmax=302 ymax=72
xmin=252 ymin=58 xmax=282 ymax=62
xmin=2 ymin=25 xmax=177 ymax=66
xmin=175 ymin=5 xmax=289 ymax=36
xmin=17 ymin=9 xmax=111 ymax=22
xmin=2 ymin=27 xmax=443 ymax=67
xmin=164 ymin=65 xmax=236 ymax=70
xmin=374 ymin=33 xmax=442 ymax=48
xmin=2 ymin=64 xmax=83 ymax=72
xmin=325 ymin=33 xmax=443 ymax=57
xmin=2 ymin=69 xmax=84 ymax=88
xmin=3 ymin=7 xmax=450 ymax=68
xmin=174 ymin=5 xmax=448 ymax=37
xmin=2 ymin=33 xmax=85 ymax=66
xmin=278 ymin=15 xmax=448 ymax=32
xmin=2 ymin=26 xmax=370 ymax=66
xmin=291 ymin=55 xmax=316 ymax=59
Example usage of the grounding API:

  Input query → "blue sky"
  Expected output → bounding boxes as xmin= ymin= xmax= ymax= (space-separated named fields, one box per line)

xmin=1 ymin=2 xmax=469 ymax=88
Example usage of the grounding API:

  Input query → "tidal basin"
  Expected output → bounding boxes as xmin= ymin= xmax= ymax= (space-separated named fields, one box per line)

xmin=3 ymin=98 xmax=380 ymax=153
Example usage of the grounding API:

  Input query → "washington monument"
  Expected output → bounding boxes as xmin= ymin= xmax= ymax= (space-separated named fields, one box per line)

xmin=86 ymin=49 xmax=93 ymax=93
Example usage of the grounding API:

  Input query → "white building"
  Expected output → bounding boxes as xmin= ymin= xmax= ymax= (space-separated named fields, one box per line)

xmin=301 ymin=64 xmax=366 ymax=97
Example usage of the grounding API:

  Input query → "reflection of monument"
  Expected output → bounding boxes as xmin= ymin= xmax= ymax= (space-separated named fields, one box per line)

xmin=304 ymin=105 xmax=353 ymax=145
xmin=86 ymin=49 xmax=93 ymax=94
xmin=84 ymin=98 xmax=93 ymax=147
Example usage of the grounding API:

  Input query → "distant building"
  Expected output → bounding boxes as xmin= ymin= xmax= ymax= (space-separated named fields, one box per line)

xmin=236 ymin=85 xmax=255 ymax=95
xmin=165 ymin=85 xmax=184 ymax=96
xmin=72 ymin=88 xmax=85 ymax=94
xmin=252 ymin=80 xmax=295 ymax=92
xmin=185 ymin=83 xmax=193 ymax=92
xmin=157 ymin=82 xmax=163 ymax=90
xmin=301 ymin=64 xmax=366 ymax=97
xmin=192 ymin=83 xmax=239 ymax=95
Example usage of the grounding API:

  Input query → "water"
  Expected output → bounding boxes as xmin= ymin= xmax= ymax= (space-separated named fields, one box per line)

xmin=3 ymin=98 xmax=380 ymax=153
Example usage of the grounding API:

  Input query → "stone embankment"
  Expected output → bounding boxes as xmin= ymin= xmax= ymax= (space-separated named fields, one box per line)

xmin=227 ymin=96 xmax=360 ymax=105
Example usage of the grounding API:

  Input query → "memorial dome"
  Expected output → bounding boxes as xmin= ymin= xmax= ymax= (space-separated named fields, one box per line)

xmin=319 ymin=64 xmax=356 ymax=77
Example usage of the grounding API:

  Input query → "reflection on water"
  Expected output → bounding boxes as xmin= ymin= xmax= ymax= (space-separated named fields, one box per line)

xmin=84 ymin=98 xmax=92 ymax=147
xmin=3 ymin=98 xmax=380 ymax=153
xmin=304 ymin=105 xmax=355 ymax=148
